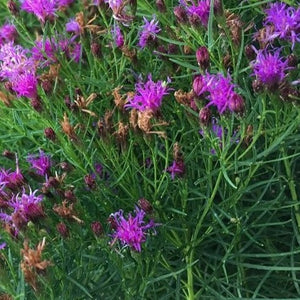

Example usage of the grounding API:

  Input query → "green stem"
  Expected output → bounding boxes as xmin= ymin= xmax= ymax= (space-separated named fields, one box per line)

xmin=282 ymin=148 xmax=300 ymax=231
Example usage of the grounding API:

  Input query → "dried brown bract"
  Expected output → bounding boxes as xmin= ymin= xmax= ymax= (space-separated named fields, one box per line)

xmin=60 ymin=113 xmax=78 ymax=142
xmin=20 ymin=238 xmax=51 ymax=291
xmin=129 ymin=108 xmax=138 ymax=130
xmin=53 ymin=200 xmax=83 ymax=224
xmin=113 ymin=87 xmax=126 ymax=110
xmin=74 ymin=92 xmax=97 ymax=117
xmin=114 ymin=121 xmax=129 ymax=148
xmin=0 ymin=91 xmax=13 ymax=107
xmin=225 ymin=10 xmax=243 ymax=45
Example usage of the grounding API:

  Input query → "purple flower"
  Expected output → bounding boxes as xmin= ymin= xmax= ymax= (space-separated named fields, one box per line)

xmin=12 ymin=72 xmax=38 ymax=98
xmin=0 ymin=156 xmax=24 ymax=191
xmin=112 ymin=24 xmax=124 ymax=48
xmin=66 ymin=19 xmax=81 ymax=36
xmin=32 ymin=38 xmax=57 ymax=66
xmin=125 ymin=74 xmax=170 ymax=112
xmin=27 ymin=150 xmax=52 ymax=176
xmin=186 ymin=0 xmax=210 ymax=27
xmin=70 ymin=43 xmax=82 ymax=63
xmin=252 ymin=48 xmax=288 ymax=89
xmin=21 ymin=0 xmax=58 ymax=23
xmin=264 ymin=2 xmax=300 ymax=48
xmin=105 ymin=0 xmax=123 ymax=11
xmin=0 ymin=42 xmax=35 ymax=81
xmin=0 ymin=24 xmax=18 ymax=43
xmin=196 ymin=73 xmax=240 ymax=114
xmin=0 ymin=188 xmax=44 ymax=233
xmin=166 ymin=160 xmax=185 ymax=180
xmin=57 ymin=0 xmax=74 ymax=8
xmin=138 ymin=16 xmax=160 ymax=48
xmin=110 ymin=207 xmax=157 ymax=252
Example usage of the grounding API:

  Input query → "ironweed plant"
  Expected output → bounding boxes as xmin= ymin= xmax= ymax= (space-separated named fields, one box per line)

xmin=0 ymin=0 xmax=299 ymax=299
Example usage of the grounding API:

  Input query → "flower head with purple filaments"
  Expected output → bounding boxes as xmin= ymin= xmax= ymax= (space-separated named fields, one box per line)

xmin=112 ymin=24 xmax=124 ymax=48
xmin=0 ymin=188 xmax=44 ymax=233
xmin=21 ymin=0 xmax=58 ymax=24
xmin=264 ymin=2 xmax=300 ymax=48
xmin=110 ymin=207 xmax=157 ymax=252
xmin=166 ymin=160 xmax=185 ymax=180
xmin=66 ymin=19 xmax=81 ymax=36
xmin=27 ymin=150 xmax=52 ymax=176
xmin=125 ymin=74 xmax=170 ymax=112
xmin=252 ymin=48 xmax=289 ymax=89
xmin=138 ymin=16 xmax=160 ymax=48
xmin=195 ymin=73 xmax=240 ymax=114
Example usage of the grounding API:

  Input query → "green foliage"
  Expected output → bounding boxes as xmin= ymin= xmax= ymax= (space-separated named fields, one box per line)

xmin=0 ymin=0 xmax=299 ymax=299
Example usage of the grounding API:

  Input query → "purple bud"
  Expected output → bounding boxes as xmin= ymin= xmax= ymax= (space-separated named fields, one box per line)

xmin=229 ymin=93 xmax=245 ymax=113
xmin=193 ymin=75 xmax=205 ymax=96
xmin=137 ymin=198 xmax=153 ymax=214
xmin=196 ymin=46 xmax=210 ymax=70
xmin=44 ymin=127 xmax=56 ymax=141
xmin=91 ymin=221 xmax=103 ymax=236
xmin=199 ymin=107 xmax=211 ymax=126
xmin=57 ymin=222 xmax=69 ymax=238
xmin=174 ymin=6 xmax=188 ymax=24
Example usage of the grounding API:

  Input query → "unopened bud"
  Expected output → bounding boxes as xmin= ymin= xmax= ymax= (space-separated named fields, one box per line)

xmin=174 ymin=6 xmax=188 ymax=24
xmin=44 ymin=127 xmax=56 ymax=141
xmin=193 ymin=76 xmax=205 ymax=96
xmin=229 ymin=93 xmax=245 ymax=113
xmin=199 ymin=107 xmax=211 ymax=125
xmin=91 ymin=221 xmax=104 ymax=236
xmin=138 ymin=198 xmax=153 ymax=214
xmin=196 ymin=46 xmax=210 ymax=70
xmin=56 ymin=222 xmax=69 ymax=238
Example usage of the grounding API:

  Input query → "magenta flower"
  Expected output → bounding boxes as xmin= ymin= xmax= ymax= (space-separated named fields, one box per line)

xmin=252 ymin=49 xmax=288 ymax=89
xmin=105 ymin=0 xmax=123 ymax=12
xmin=57 ymin=0 xmax=74 ymax=8
xmin=12 ymin=73 xmax=38 ymax=98
xmin=21 ymin=0 xmax=57 ymax=23
xmin=112 ymin=24 xmax=124 ymax=48
xmin=27 ymin=150 xmax=52 ymax=176
xmin=0 ymin=24 xmax=18 ymax=44
xmin=125 ymin=74 xmax=170 ymax=112
xmin=66 ymin=19 xmax=81 ymax=36
xmin=0 ymin=156 xmax=24 ymax=191
xmin=0 ymin=188 xmax=44 ymax=233
xmin=186 ymin=0 xmax=210 ymax=27
xmin=110 ymin=207 xmax=157 ymax=252
xmin=32 ymin=38 xmax=57 ymax=66
xmin=264 ymin=2 xmax=300 ymax=48
xmin=70 ymin=43 xmax=82 ymax=63
xmin=0 ymin=42 xmax=35 ymax=80
xmin=166 ymin=160 xmax=185 ymax=180
xmin=138 ymin=16 xmax=160 ymax=48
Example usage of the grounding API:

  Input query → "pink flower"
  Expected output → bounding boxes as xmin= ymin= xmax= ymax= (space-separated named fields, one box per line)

xmin=264 ymin=2 xmax=300 ymax=48
xmin=166 ymin=160 xmax=185 ymax=180
xmin=27 ymin=150 xmax=52 ymax=176
xmin=12 ymin=72 xmax=38 ymax=98
xmin=125 ymin=74 xmax=170 ymax=112
xmin=0 ymin=24 xmax=18 ymax=43
xmin=252 ymin=48 xmax=288 ymax=89
xmin=21 ymin=0 xmax=58 ymax=23
xmin=112 ymin=24 xmax=124 ymax=48
xmin=110 ymin=207 xmax=157 ymax=252
xmin=66 ymin=19 xmax=81 ymax=35
xmin=138 ymin=16 xmax=160 ymax=48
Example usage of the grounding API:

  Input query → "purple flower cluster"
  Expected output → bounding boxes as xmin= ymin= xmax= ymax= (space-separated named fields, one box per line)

xmin=0 ymin=24 xmax=17 ymax=45
xmin=194 ymin=73 xmax=244 ymax=114
xmin=110 ymin=207 xmax=157 ymax=252
xmin=138 ymin=16 xmax=160 ymax=49
xmin=0 ymin=42 xmax=37 ymax=98
xmin=27 ymin=150 xmax=52 ymax=176
xmin=66 ymin=19 xmax=82 ymax=36
xmin=251 ymin=48 xmax=289 ymax=89
xmin=21 ymin=0 xmax=74 ymax=23
xmin=125 ymin=74 xmax=170 ymax=112
xmin=0 ymin=189 xmax=44 ymax=234
xmin=264 ymin=2 xmax=300 ymax=48
xmin=112 ymin=24 xmax=124 ymax=48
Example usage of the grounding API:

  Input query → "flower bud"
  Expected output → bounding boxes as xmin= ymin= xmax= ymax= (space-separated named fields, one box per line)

xmin=199 ymin=107 xmax=211 ymax=126
xmin=56 ymin=222 xmax=69 ymax=238
xmin=91 ymin=42 xmax=102 ymax=59
xmin=84 ymin=174 xmax=96 ymax=190
xmin=193 ymin=76 xmax=205 ymax=96
xmin=196 ymin=46 xmax=210 ymax=70
xmin=244 ymin=45 xmax=256 ymax=61
xmin=174 ymin=6 xmax=188 ymax=24
xmin=156 ymin=0 xmax=166 ymax=13
xmin=91 ymin=221 xmax=104 ymax=236
xmin=287 ymin=54 xmax=298 ymax=68
xmin=252 ymin=79 xmax=263 ymax=93
xmin=229 ymin=93 xmax=245 ymax=113
xmin=138 ymin=198 xmax=153 ymax=214
xmin=44 ymin=127 xmax=56 ymax=141
xmin=7 ymin=0 xmax=19 ymax=16
xmin=2 ymin=150 xmax=15 ymax=160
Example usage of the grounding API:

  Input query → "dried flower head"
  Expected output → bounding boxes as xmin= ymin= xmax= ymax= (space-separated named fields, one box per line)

xmin=53 ymin=200 xmax=83 ymax=223
xmin=21 ymin=238 xmax=51 ymax=291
